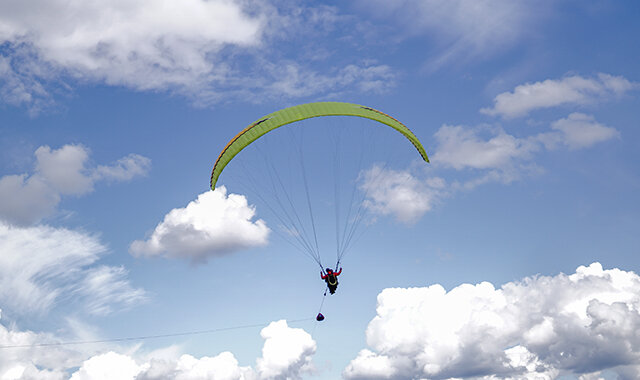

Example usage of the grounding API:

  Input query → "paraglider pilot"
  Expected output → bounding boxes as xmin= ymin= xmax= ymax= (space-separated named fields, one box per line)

xmin=321 ymin=268 xmax=342 ymax=294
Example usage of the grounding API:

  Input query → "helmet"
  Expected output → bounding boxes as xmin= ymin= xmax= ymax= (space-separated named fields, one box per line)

xmin=326 ymin=268 xmax=333 ymax=273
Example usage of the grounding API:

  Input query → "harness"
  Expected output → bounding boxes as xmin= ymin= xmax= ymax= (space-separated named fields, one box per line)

xmin=326 ymin=274 xmax=337 ymax=286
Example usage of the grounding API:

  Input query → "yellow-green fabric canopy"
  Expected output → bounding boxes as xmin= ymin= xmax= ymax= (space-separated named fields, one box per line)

xmin=211 ymin=102 xmax=429 ymax=189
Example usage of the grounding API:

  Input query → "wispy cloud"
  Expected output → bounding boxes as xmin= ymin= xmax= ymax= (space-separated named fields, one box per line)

xmin=481 ymin=73 xmax=638 ymax=119
xmin=0 ymin=144 xmax=150 ymax=225
xmin=0 ymin=52 xmax=57 ymax=115
xmin=357 ymin=0 xmax=544 ymax=69
xmin=79 ymin=266 xmax=148 ymax=316
xmin=345 ymin=263 xmax=640 ymax=379
xmin=249 ymin=61 xmax=396 ymax=101
xmin=0 ymin=222 xmax=147 ymax=316
xmin=130 ymin=187 xmax=270 ymax=264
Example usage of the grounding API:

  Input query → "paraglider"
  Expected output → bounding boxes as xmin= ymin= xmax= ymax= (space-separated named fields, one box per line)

xmin=210 ymin=102 xmax=429 ymax=319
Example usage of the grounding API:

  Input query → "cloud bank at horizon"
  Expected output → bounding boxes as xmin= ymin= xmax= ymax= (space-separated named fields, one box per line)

xmin=345 ymin=262 xmax=640 ymax=379
xmin=0 ymin=319 xmax=315 ymax=380
xmin=3 ymin=263 xmax=640 ymax=379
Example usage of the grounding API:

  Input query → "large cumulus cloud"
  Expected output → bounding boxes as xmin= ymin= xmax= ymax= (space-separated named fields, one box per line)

xmin=344 ymin=263 xmax=640 ymax=379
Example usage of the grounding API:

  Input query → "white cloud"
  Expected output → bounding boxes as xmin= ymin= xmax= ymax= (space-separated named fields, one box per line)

xmin=433 ymin=124 xmax=539 ymax=171
xmin=361 ymin=112 xmax=621 ymax=225
xmin=80 ymin=266 xmax=148 ymax=316
xmin=0 ymin=173 xmax=60 ymax=226
xmin=34 ymin=145 xmax=94 ymax=195
xmin=257 ymin=320 xmax=316 ymax=379
xmin=481 ymin=73 xmax=638 ymax=119
xmin=130 ymin=188 xmax=270 ymax=264
xmin=416 ymin=73 xmax=628 ymax=224
xmin=359 ymin=165 xmax=446 ymax=224
xmin=344 ymin=263 xmax=640 ymax=379
xmin=342 ymin=64 xmax=396 ymax=94
xmin=0 ymin=1 xmax=397 ymax=112
xmin=0 ymin=144 xmax=150 ymax=225
xmin=0 ymin=0 xmax=261 ymax=94
xmin=139 ymin=351 xmax=253 ymax=380
xmin=0 ymin=311 xmax=88 ymax=378
xmin=0 ymin=222 xmax=146 ymax=316
xmin=93 ymin=154 xmax=153 ymax=182
xmin=430 ymin=124 xmax=544 ymax=192
xmin=343 ymin=350 xmax=397 ymax=379
xmin=431 ymin=113 xmax=619 ymax=192
xmin=0 ymin=53 xmax=55 ymax=115
xmin=60 ymin=320 xmax=314 ymax=380
xmin=70 ymin=352 xmax=144 ymax=380
xmin=0 ymin=316 xmax=315 ymax=379
xmin=220 ymin=60 xmax=396 ymax=105
xmin=539 ymin=112 xmax=621 ymax=150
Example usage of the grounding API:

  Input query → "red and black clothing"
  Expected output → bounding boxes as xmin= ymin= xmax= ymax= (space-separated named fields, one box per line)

xmin=321 ymin=268 xmax=342 ymax=294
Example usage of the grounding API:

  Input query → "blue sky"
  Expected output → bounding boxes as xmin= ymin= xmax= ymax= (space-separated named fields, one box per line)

xmin=1 ymin=0 xmax=639 ymax=379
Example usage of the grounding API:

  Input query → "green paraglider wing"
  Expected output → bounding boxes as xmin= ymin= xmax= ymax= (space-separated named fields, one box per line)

xmin=210 ymin=102 xmax=429 ymax=189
